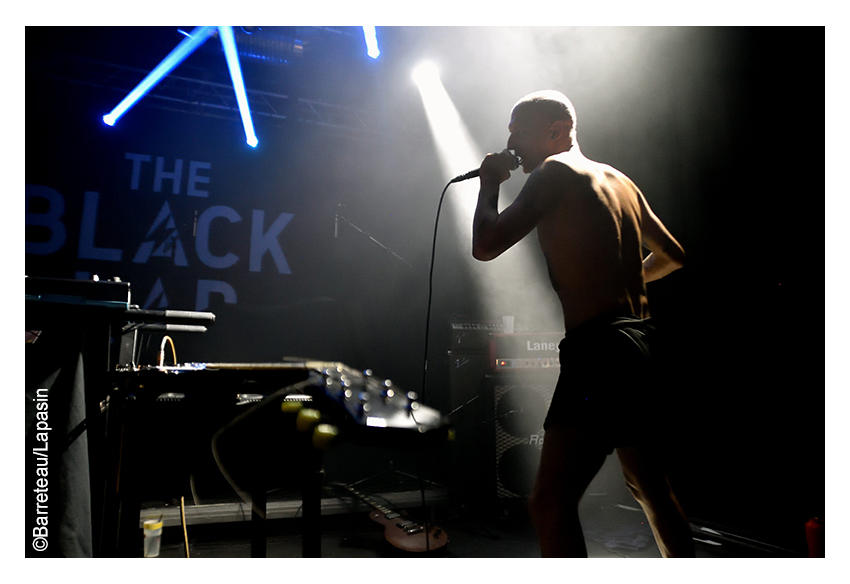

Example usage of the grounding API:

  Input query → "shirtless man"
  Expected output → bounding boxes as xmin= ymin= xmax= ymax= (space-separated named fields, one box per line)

xmin=473 ymin=90 xmax=693 ymax=557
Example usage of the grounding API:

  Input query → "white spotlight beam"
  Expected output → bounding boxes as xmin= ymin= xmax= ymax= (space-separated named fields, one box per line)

xmin=102 ymin=26 xmax=217 ymax=127
xmin=219 ymin=26 xmax=259 ymax=147
xmin=413 ymin=62 xmax=482 ymax=225
xmin=362 ymin=26 xmax=380 ymax=59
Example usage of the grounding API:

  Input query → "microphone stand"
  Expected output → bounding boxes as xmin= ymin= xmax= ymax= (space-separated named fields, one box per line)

xmin=334 ymin=211 xmax=414 ymax=269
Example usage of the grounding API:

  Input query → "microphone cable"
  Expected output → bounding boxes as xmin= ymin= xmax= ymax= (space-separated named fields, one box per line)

xmin=417 ymin=157 xmax=517 ymax=550
xmin=414 ymin=179 xmax=453 ymax=555
xmin=420 ymin=180 xmax=453 ymax=405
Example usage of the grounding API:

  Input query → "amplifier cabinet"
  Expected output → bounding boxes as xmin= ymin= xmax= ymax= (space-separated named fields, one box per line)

xmin=489 ymin=332 xmax=563 ymax=373
xmin=450 ymin=321 xmax=504 ymax=352
xmin=447 ymin=352 xmax=493 ymax=509
xmin=489 ymin=373 xmax=558 ymax=499
xmin=448 ymin=352 xmax=560 ymax=507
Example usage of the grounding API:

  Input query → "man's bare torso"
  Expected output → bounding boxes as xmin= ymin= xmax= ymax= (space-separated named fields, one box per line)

xmin=536 ymin=150 xmax=648 ymax=332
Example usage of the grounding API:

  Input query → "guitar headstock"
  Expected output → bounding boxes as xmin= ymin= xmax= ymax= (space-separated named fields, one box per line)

xmin=313 ymin=364 xmax=448 ymax=441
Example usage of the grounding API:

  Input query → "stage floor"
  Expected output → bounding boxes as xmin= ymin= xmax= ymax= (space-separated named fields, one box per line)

xmin=144 ymin=492 xmax=800 ymax=559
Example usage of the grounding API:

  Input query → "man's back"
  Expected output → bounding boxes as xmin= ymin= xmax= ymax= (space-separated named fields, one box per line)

xmin=536 ymin=150 xmax=648 ymax=331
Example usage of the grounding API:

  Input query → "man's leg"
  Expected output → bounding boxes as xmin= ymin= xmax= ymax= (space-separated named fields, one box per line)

xmin=616 ymin=445 xmax=695 ymax=557
xmin=528 ymin=424 xmax=607 ymax=557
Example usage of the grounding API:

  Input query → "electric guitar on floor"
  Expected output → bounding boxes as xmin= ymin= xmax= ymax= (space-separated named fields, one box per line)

xmin=334 ymin=482 xmax=449 ymax=553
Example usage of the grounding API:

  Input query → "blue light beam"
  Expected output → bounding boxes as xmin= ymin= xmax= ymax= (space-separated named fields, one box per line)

xmin=218 ymin=26 xmax=258 ymax=148
xmin=362 ymin=26 xmax=380 ymax=59
xmin=102 ymin=26 xmax=217 ymax=126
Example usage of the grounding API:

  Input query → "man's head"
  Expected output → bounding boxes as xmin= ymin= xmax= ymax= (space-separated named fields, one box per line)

xmin=507 ymin=90 xmax=577 ymax=172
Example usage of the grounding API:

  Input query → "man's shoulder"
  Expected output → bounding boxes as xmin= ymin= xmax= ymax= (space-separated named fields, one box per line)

xmin=537 ymin=152 xmax=585 ymax=181
xmin=542 ymin=152 xmax=626 ymax=184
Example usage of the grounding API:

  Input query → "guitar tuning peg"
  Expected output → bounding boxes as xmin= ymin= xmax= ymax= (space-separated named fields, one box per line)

xmin=296 ymin=408 xmax=322 ymax=432
xmin=281 ymin=400 xmax=304 ymax=415
xmin=312 ymin=423 xmax=339 ymax=450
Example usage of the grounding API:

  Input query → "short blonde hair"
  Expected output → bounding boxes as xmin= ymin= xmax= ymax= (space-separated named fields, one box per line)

xmin=513 ymin=90 xmax=577 ymax=139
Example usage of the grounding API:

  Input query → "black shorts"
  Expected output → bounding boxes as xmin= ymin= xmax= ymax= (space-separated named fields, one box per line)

xmin=544 ymin=313 xmax=661 ymax=454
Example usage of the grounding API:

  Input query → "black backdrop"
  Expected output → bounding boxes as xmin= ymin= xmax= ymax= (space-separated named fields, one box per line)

xmin=25 ymin=26 xmax=825 ymax=554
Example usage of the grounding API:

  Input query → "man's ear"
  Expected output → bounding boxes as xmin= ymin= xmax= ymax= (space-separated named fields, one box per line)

xmin=549 ymin=119 xmax=566 ymax=141
xmin=549 ymin=119 xmax=574 ymax=147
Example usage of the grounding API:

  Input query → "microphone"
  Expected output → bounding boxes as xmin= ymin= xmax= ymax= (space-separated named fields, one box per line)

xmin=450 ymin=151 xmax=521 ymax=183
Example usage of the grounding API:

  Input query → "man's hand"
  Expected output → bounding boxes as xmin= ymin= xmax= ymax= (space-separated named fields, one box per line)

xmin=479 ymin=149 xmax=515 ymax=184
xmin=473 ymin=150 xmax=550 ymax=261
xmin=638 ymin=187 xmax=686 ymax=283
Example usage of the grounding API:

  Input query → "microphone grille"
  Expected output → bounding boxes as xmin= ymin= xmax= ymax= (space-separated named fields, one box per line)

xmin=509 ymin=152 xmax=521 ymax=171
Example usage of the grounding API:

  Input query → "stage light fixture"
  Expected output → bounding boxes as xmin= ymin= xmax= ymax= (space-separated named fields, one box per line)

xmin=412 ymin=62 xmax=439 ymax=87
xmin=218 ymin=26 xmax=259 ymax=147
xmin=362 ymin=26 xmax=380 ymax=59
xmin=102 ymin=26 xmax=217 ymax=127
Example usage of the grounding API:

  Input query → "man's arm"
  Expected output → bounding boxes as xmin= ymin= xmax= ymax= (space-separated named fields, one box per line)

xmin=637 ymin=189 xmax=686 ymax=282
xmin=472 ymin=154 xmax=561 ymax=261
